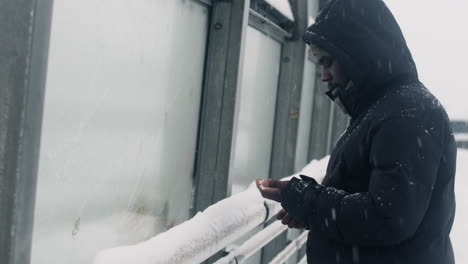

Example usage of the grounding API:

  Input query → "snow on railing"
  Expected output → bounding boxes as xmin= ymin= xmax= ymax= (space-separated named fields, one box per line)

xmin=455 ymin=133 xmax=468 ymax=142
xmin=93 ymin=157 xmax=329 ymax=264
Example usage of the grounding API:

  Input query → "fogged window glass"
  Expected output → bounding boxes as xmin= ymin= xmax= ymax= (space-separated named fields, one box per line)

xmin=294 ymin=52 xmax=317 ymax=172
xmin=229 ymin=26 xmax=282 ymax=195
xmin=31 ymin=0 xmax=209 ymax=263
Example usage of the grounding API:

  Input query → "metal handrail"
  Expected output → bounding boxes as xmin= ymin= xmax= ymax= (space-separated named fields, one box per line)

xmin=215 ymin=221 xmax=288 ymax=264
xmin=269 ymin=231 xmax=308 ymax=264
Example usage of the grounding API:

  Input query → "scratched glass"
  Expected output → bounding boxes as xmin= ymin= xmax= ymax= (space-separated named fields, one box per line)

xmin=30 ymin=0 xmax=209 ymax=263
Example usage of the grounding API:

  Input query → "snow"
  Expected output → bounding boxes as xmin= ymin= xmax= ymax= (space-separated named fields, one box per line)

xmin=93 ymin=157 xmax=330 ymax=264
xmin=300 ymin=157 xmax=328 ymax=184
xmin=265 ymin=0 xmax=295 ymax=21
xmin=93 ymin=187 xmax=270 ymax=264
xmin=308 ymin=16 xmax=316 ymax=26
xmin=451 ymin=148 xmax=468 ymax=263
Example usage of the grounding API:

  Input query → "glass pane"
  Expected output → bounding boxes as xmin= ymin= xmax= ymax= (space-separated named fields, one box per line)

xmin=31 ymin=1 xmax=209 ymax=263
xmin=294 ymin=51 xmax=317 ymax=172
xmin=229 ymin=26 xmax=282 ymax=195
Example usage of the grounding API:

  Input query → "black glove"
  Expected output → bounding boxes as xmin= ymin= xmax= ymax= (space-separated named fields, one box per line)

xmin=280 ymin=175 xmax=323 ymax=223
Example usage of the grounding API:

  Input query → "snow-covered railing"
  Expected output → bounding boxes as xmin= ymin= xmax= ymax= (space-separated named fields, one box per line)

xmin=93 ymin=157 xmax=329 ymax=264
xmin=455 ymin=133 xmax=468 ymax=149
xmin=452 ymin=121 xmax=468 ymax=149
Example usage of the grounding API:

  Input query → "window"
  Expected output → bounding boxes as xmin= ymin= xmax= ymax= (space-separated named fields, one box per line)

xmin=229 ymin=26 xmax=282 ymax=195
xmin=31 ymin=0 xmax=209 ymax=263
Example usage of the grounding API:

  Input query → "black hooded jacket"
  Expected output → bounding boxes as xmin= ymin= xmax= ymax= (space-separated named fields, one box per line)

xmin=280 ymin=0 xmax=457 ymax=263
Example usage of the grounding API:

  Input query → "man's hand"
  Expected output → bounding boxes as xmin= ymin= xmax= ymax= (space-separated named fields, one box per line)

xmin=255 ymin=179 xmax=289 ymax=203
xmin=276 ymin=208 xmax=309 ymax=229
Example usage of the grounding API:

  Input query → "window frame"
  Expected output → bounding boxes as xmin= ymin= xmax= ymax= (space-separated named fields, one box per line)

xmin=0 ymin=1 xmax=53 ymax=263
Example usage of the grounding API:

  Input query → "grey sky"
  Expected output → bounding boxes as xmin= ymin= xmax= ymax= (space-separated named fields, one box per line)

xmin=384 ymin=0 xmax=468 ymax=120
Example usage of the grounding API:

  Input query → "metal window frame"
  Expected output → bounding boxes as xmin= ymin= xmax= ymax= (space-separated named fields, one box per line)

xmin=192 ymin=0 xmax=298 ymax=217
xmin=192 ymin=0 xmax=251 ymax=214
xmin=0 ymin=0 xmax=53 ymax=263
xmin=250 ymin=0 xmax=295 ymax=33
xmin=196 ymin=0 xmax=213 ymax=6
xmin=248 ymin=9 xmax=292 ymax=42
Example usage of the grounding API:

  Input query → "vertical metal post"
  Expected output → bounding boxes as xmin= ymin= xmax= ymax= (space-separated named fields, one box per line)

xmin=0 ymin=0 xmax=53 ymax=263
xmin=261 ymin=0 xmax=308 ymax=263
xmin=192 ymin=0 xmax=250 ymax=214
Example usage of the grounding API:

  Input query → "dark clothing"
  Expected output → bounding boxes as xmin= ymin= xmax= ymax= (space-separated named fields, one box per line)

xmin=281 ymin=0 xmax=457 ymax=263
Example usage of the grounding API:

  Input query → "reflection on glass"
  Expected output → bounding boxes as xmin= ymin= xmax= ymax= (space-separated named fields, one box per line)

xmin=31 ymin=0 xmax=208 ymax=263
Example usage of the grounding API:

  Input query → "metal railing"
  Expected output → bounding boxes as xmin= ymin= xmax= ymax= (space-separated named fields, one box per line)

xmin=454 ymin=133 xmax=468 ymax=149
xmin=93 ymin=157 xmax=329 ymax=264
xmin=452 ymin=120 xmax=468 ymax=149
xmin=215 ymin=221 xmax=288 ymax=264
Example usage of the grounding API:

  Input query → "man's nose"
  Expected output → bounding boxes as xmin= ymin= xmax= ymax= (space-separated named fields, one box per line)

xmin=321 ymin=70 xmax=332 ymax=82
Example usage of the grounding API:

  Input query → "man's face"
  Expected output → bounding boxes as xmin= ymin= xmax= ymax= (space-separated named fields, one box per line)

xmin=309 ymin=45 xmax=348 ymax=97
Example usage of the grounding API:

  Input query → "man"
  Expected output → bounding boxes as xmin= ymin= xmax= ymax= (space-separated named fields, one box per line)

xmin=256 ymin=0 xmax=457 ymax=263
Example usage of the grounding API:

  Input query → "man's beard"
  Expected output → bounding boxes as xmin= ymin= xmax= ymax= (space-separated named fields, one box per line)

xmin=327 ymin=83 xmax=345 ymax=100
xmin=327 ymin=81 xmax=354 ymax=115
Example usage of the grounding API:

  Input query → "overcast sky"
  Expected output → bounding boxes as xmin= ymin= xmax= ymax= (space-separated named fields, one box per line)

xmin=384 ymin=0 xmax=468 ymax=120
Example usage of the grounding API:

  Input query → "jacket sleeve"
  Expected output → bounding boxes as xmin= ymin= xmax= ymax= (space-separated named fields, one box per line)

xmin=280 ymin=117 xmax=444 ymax=246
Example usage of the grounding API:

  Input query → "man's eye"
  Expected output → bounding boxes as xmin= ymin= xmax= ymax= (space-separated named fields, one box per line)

xmin=323 ymin=58 xmax=333 ymax=68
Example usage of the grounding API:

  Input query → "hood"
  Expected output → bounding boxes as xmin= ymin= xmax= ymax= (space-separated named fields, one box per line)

xmin=304 ymin=0 xmax=419 ymax=118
